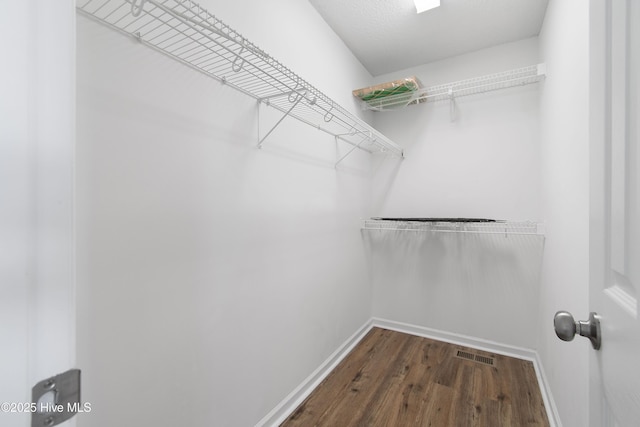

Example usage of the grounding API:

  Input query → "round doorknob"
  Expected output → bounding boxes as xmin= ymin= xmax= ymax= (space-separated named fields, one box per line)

xmin=554 ymin=311 xmax=577 ymax=341
xmin=553 ymin=311 xmax=601 ymax=350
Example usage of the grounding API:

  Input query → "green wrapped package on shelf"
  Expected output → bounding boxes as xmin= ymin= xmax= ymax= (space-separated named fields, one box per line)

xmin=352 ymin=76 xmax=423 ymax=109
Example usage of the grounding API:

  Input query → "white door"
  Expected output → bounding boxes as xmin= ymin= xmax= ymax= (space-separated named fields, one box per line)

xmin=0 ymin=1 xmax=76 ymax=426
xmin=589 ymin=0 xmax=640 ymax=426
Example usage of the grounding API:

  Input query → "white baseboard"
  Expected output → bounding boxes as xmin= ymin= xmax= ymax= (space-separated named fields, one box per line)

xmin=372 ymin=317 xmax=537 ymax=361
xmin=532 ymin=351 xmax=563 ymax=427
xmin=254 ymin=319 xmax=374 ymax=427
xmin=257 ymin=317 xmax=561 ymax=427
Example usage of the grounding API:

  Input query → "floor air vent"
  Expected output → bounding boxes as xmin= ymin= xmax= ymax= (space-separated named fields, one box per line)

xmin=455 ymin=350 xmax=495 ymax=366
xmin=456 ymin=350 xmax=475 ymax=361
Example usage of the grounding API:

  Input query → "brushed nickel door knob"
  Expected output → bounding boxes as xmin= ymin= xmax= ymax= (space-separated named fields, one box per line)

xmin=554 ymin=311 xmax=601 ymax=350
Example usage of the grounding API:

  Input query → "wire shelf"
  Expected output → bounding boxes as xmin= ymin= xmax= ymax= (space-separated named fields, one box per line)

xmin=362 ymin=219 xmax=544 ymax=236
xmin=76 ymin=0 xmax=403 ymax=160
xmin=361 ymin=64 xmax=546 ymax=111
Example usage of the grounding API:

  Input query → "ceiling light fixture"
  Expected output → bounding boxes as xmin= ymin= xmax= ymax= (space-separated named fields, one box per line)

xmin=414 ymin=0 xmax=440 ymax=14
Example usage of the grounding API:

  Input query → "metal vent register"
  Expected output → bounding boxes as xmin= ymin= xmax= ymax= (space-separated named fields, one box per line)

xmin=455 ymin=350 xmax=496 ymax=366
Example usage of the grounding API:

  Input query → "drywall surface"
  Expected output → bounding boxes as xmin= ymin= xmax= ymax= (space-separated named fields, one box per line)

xmin=537 ymin=1 xmax=590 ymax=426
xmin=365 ymin=229 xmax=545 ymax=349
xmin=371 ymin=37 xmax=542 ymax=220
xmin=367 ymin=39 xmax=544 ymax=350
xmin=75 ymin=1 xmax=376 ymax=426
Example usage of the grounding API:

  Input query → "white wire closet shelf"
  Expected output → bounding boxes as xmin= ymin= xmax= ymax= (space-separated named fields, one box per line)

xmin=76 ymin=0 xmax=404 ymax=163
xmin=362 ymin=219 xmax=544 ymax=236
xmin=360 ymin=64 xmax=546 ymax=111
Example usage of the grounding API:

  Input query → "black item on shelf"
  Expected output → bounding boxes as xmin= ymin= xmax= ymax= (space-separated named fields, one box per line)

xmin=371 ymin=218 xmax=498 ymax=223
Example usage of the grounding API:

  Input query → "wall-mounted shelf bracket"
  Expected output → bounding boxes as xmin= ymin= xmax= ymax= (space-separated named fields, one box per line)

xmin=257 ymin=90 xmax=307 ymax=148
xmin=334 ymin=132 xmax=371 ymax=168
xmin=448 ymin=87 xmax=457 ymax=122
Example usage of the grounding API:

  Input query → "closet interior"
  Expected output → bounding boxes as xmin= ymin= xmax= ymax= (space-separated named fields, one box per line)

xmin=71 ymin=0 xmax=591 ymax=426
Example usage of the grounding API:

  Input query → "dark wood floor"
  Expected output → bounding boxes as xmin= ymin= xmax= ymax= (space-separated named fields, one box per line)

xmin=281 ymin=327 xmax=549 ymax=427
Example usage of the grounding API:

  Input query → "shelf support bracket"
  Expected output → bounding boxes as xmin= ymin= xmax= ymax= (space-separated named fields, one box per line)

xmin=334 ymin=133 xmax=370 ymax=168
xmin=448 ymin=88 xmax=458 ymax=122
xmin=257 ymin=93 xmax=305 ymax=148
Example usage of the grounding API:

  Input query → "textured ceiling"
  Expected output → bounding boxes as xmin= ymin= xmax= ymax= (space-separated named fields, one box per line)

xmin=308 ymin=0 xmax=549 ymax=76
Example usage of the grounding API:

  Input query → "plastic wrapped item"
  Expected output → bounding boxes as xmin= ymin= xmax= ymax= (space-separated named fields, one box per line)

xmin=352 ymin=76 xmax=423 ymax=110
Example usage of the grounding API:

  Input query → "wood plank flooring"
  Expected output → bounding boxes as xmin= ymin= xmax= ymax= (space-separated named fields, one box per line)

xmin=281 ymin=328 xmax=549 ymax=427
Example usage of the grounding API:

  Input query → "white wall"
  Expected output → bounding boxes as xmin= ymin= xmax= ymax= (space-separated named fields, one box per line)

xmin=367 ymin=39 xmax=545 ymax=349
xmin=75 ymin=1 xmax=376 ymax=426
xmin=366 ymin=229 xmax=545 ymax=349
xmin=537 ymin=1 xmax=591 ymax=426
xmin=371 ymin=37 xmax=541 ymax=219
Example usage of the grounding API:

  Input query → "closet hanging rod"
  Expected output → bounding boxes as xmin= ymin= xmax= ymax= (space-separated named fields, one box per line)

xmin=77 ymin=0 xmax=403 ymax=159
